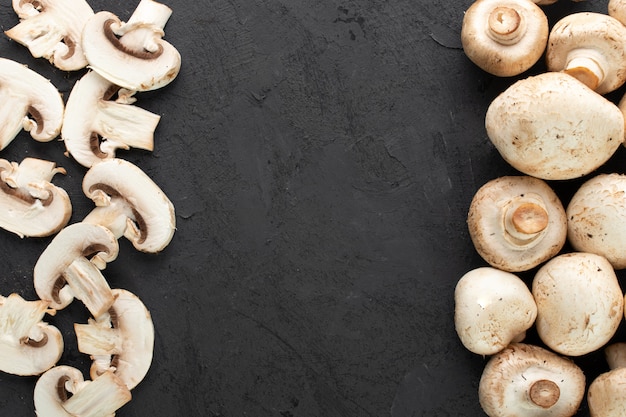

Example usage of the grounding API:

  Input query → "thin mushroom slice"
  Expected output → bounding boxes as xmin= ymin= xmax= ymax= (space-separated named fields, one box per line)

xmin=5 ymin=0 xmax=94 ymax=71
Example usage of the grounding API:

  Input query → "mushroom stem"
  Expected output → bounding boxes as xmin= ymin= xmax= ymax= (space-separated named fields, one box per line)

xmin=564 ymin=49 xmax=607 ymax=91
xmin=487 ymin=6 xmax=526 ymax=45
xmin=115 ymin=0 xmax=172 ymax=54
xmin=529 ymin=379 xmax=560 ymax=408
xmin=82 ymin=200 xmax=135 ymax=241
xmin=504 ymin=200 xmax=548 ymax=245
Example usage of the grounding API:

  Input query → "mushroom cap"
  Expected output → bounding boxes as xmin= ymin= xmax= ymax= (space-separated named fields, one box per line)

xmin=605 ymin=343 xmax=626 ymax=370
xmin=479 ymin=343 xmax=585 ymax=417
xmin=546 ymin=12 xmax=626 ymax=94
xmin=532 ymin=252 xmax=624 ymax=356
xmin=587 ymin=367 xmax=626 ymax=417
xmin=609 ymin=0 xmax=626 ymax=26
xmin=467 ymin=176 xmax=567 ymax=272
xmin=485 ymin=72 xmax=624 ymax=180
xmin=566 ymin=173 xmax=626 ymax=270
xmin=461 ymin=0 xmax=548 ymax=77
xmin=454 ymin=267 xmax=537 ymax=355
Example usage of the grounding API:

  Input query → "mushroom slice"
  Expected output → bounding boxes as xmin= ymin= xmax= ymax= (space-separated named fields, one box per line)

xmin=34 ymin=365 xmax=131 ymax=417
xmin=75 ymin=289 xmax=154 ymax=390
xmin=81 ymin=0 xmax=181 ymax=92
xmin=0 ymin=58 xmax=64 ymax=150
xmin=4 ymin=0 xmax=94 ymax=71
xmin=546 ymin=12 xmax=626 ymax=94
xmin=479 ymin=343 xmax=585 ymax=417
xmin=82 ymin=158 xmax=176 ymax=253
xmin=0 ymin=157 xmax=71 ymax=238
xmin=62 ymin=70 xmax=161 ymax=168
xmin=0 ymin=293 xmax=62 ymax=376
xmin=33 ymin=222 xmax=118 ymax=317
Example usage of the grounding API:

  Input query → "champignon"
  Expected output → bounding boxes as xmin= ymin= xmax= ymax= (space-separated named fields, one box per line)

xmin=33 ymin=222 xmax=118 ymax=318
xmin=479 ymin=343 xmax=585 ymax=417
xmin=81 ymin=0 xmax=181 ymax=92
xmin=546 ymin=12 xmax=626 ymax=94
xmin=485 ymin=71 xmax=624 ymax=180
xmin=605 ymin=343 xmax=626 ymax=370
xmin=0 ymin=57 xmax=64 ymax=150
xmin=62 ymin=70 xmax=161 ymax=168
xmin=461 ymin=0 xmax=549 ymax=77
xmin=586 ymin=343 xmax=626 ymax=417
xmin=0 ymin=157 xmax=71 ymax=238
xmin=74 ymin=289 xmax=154 ymax=390
xmin=4 ymin=0 xmax=94 ymax=71
xmin=532 ymin=252 xmax=624 ymax=356
xmin=454 ymin=267 xmax=537 ymax=355
xmin=467 ymin=176 xmax=567 ymax=272
xmin=34 ymin=365 xmax=131 ymax=417
xmin=609 ymin=0 xmax=626 ymax=29
xmin=0 ymin=293 xmax=63 ymax=376
xmin=81 ymin=158 xmax=176 ymax=253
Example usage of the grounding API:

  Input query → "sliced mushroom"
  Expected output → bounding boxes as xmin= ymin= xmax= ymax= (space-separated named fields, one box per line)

xmin=479 ymin=343 xmax=585 ymax=417
xmin=461 ymin=0 xmax=549 ymax=76
xmin=62 ymin=70 xmax=161 ymax=168
xmin=4 ymin=0 xmax=94 ymax=71
xmin=34 ymin=365 xmax=131 ymax=417
xmin=81 ymin=0 xmax=181 ymax=92
xmin=0 ymin=157 xmax=71 ymax=238
xmin=33 ymin=222 xmax=118 ymax=318
xmin=74 ymin=289 xmax=154 ymax=390
xmin=546 ymin=12 xmax=626 ymax=94
xmin=0 ymin=293 xmax=62 ymax=376
xmin=467 ymin=176 xmax=567 ymax=272
xmin=485 ymin=71 xmax=624 ymax=180
xmin=532 ymin=252 xmax=624 ymax=356
xmin=454 ymin=267 xmax=537 ymax=355
xmin=82 ymin=158 xmax=176 ymax=253
xmin=0 ymin=58 xmax=64 ymax=150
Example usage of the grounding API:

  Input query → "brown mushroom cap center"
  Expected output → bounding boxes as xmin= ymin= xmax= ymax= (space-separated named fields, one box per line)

xmin=511 ymin=202 xmax=549 ymax=234
xmin=529 ymin=379 xmax=560 ymax=409
xmin=488 ymin=6 xmax=524 ymax=44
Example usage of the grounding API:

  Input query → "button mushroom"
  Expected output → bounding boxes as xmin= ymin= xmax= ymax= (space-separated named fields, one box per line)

xmin=74 ymin=289 xmax=154 ymax=390
xmin=34 ymin=365 xmax=131 ymax=417
xmin=0 ymin=293 xmax=63 ymax=376
xmin=4 ymin=0 xmax=94 ymax=71
xmin=33 ymin=222 xmax=119 ymax=318
xmin=479 ymin=343 xmax=585 ymax=417
xmin=0 ymin=157 xmax=72 ymax=238
xmin=586 ymin=343 xmax=626 ymax=417
xmin=532 ymin=252 xmax=624 ymax=356
xmin=546 ymin=12 xmax=626 ymax=94
xmin=609 ymin=0 xmax=626 ymax=32
xmin=0 ymin=57 xmax=64 ymax=150
xmin=467 ymin=176 xmax=567 ymax=272
xmin=62 ymin=70 xmax=161 ymax=168
xmin=81 ymin=158 xmax=176 ymax=253
xmin=454 ymin=267 xmax=537 ymax=355
xmin=485 ymin=71 xmax=624 ymax=180
xmin=81 ymin=0 xmax=181 ymax=92
xmin=461 ymin=0 xmax=549 ymax=77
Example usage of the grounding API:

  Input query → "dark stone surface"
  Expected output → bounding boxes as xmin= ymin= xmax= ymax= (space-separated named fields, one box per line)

xmin=0 ymin=0 xmax=619 ymax=416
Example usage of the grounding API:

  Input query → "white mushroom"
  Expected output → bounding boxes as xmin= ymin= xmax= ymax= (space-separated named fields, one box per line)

xmin=609 ymin=0 xmax=626 ymax=30
xmin=0 ymin=157 xmax=71 ymax=238
xmin=81 ymin=0 xmax=181 ymax=92
xmin=34 ymin=365 xmax=131 ymax=417
xmin=467 ymin=176 xmax=567 ymax=272
xmin=62 ymin=70 xmax=161 ymax=168
xmin=454 ymin=267 xmax=537 ymax=355
xmin=74 ymin=289 xmax=154 ymax=390
xmin=605 ymin=342 xmax=626 ymax=370
xmin=461 ymin=0 xmax=549 ymax=77
xmin=485 ymin=71 xmax=624 ymax=180
xmin=0 ymin=293 xmax=63 ymax=376
xmin=82 ymin=158 xmax=176 ymax=253
xmin=479 ymin=343 xmax=585 ymax=417
xmin=546 ymin=12 xmax=626 ymax=94
xmin=4 ymin=0 xmax=94 ymax=71
xmin=0 ymin=57 xmax=64 ymax=150
xmin=33 ymin=222 xmax=119 ymax=318
xmin=532 ymin=252 xmax=624 ymax=356
xmin=586 ymin=344 xmax=626 ymax=417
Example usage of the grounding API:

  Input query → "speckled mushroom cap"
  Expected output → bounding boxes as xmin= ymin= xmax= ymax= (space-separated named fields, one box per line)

xmin=609 ymin=0 xmax=626 ymax=35
xmin=532 ymin=252 xmax=624 ymax=356
xmin=461 ymin=0 xmax=548 ymax=76
xmin=467 ymin=176 xmax=567 ymax=272
xmin=486 ymin=72 xmax=624 ymax=180
xmin=567 ymin=173 xmax=626 ymax=270
xmin=587 ymin=367 xmax=626 ymax=417
xmin=479 ymin=343 xmax=585 ymax=417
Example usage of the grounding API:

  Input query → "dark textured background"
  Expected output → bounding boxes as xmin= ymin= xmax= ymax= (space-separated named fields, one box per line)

xmin=0 ymin=0 xmax=621 ymax=416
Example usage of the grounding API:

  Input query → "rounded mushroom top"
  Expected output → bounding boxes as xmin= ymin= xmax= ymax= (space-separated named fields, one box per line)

xmin=461 ymin=0 xmax=548 ymax=76
xmin=609 ymin=0 xmax=626 ymax=33
xmin=587 ymin=367 xmax=626 ymax=417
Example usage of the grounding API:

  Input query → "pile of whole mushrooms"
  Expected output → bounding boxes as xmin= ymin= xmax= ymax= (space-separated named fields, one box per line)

xmin=456 ymin=0 xmax=626 ymax=416
xmin=0 ymin=0 xmax=179 ymax=415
